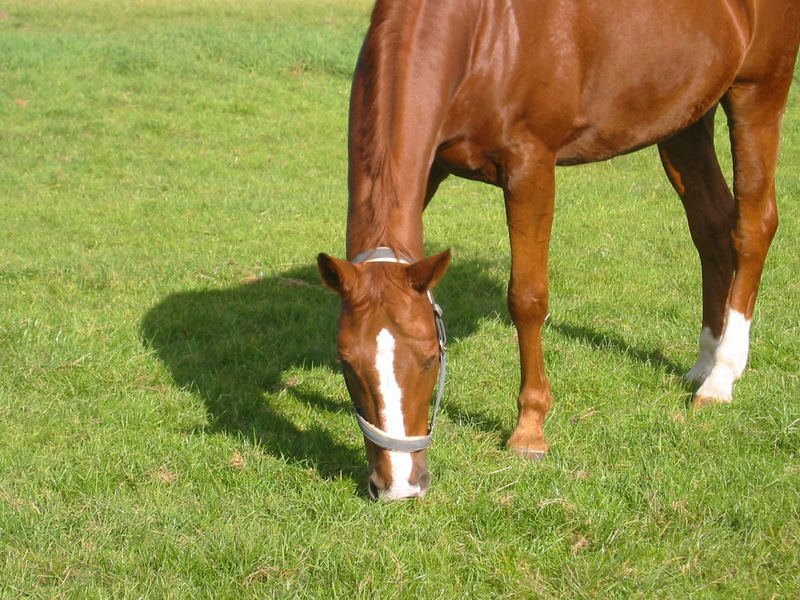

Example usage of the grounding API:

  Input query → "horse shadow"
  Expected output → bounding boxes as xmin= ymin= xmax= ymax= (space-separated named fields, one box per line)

xmin=546 ymin=321 xmax=686 ymax=379
xmin=140 ymin=255 xmax=688 ymax=487
xmin=139 ymin=256 xmax=511 ymax=486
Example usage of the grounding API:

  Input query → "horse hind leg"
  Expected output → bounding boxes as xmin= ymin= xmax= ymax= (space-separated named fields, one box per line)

xmin=690 ymin=8 xmax=800 ymax=408
xmin=657 ymin=109 xmax=739 ymax=401
xmin=685 ymin=82 xmax=789 ymax=408
xmin=661 ymin=72 xmax=792 ymax=408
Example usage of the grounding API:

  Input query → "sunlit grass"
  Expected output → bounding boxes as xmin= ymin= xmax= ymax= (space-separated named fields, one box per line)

xmin=1 ymin=1 xmax=799 ymax=598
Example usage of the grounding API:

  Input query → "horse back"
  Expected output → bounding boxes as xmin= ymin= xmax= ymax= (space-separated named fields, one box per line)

xmin=428 ymin=0 xmax=800 ymax=172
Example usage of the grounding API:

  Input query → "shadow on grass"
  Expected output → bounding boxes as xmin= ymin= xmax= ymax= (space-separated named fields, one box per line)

xmin=139 ymin=256 xmax=509 ymax=487
xmin=140 ymin=254 xmax=690 ymax=487
xmin=546 ymin=321 xmax=687 ymax=379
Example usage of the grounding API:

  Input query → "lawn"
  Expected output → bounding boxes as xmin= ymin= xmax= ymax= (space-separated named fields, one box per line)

xmin=1 ymin=1 xmax=799 ymax=598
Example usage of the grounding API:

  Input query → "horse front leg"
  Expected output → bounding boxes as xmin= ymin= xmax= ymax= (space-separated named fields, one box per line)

xmin=503 ymin=146 xmax=556 ymax=458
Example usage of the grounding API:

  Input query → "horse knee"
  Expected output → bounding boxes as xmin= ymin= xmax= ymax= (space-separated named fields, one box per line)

xmin=508 ymin=284 xmax=548 ymax=325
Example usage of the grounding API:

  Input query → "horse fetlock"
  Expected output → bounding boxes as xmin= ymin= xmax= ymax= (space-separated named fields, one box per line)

xmin=685 ymin=326 xmax=719 ymax=386
xmin=692 ymin=364 xmax=736 ymax=408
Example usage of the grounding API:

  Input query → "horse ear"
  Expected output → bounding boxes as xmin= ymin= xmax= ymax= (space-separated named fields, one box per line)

xmin=317 ymin=253 xmax=357 ymax=295
xmin=407 ymin=249 xmax=451 ymax=293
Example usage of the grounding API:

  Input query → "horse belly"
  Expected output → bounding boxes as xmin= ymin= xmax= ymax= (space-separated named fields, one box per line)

xmin=555 ymin=68 xmax=739 ymax=165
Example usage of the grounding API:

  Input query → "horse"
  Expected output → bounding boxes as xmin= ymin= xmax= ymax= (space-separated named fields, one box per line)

xmin=317 ymin=0 xmax=800 ymax=500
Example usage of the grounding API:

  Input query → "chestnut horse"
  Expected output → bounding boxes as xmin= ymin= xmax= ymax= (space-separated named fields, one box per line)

xmin=317 ymin=0 xmax=800 ymax=500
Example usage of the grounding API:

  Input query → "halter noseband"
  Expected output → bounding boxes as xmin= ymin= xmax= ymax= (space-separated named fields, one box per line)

xmin=349 ymin=247 xmax=447 ymax=453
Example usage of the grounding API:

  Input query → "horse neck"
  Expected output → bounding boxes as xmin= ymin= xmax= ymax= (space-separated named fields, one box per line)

xmin=345 ymin=0 xmax=474 ymax=262
xmin=346 ymin=151 xmax=425 ymax=261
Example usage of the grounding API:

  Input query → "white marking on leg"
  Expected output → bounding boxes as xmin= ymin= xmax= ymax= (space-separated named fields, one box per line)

xmin=375 ymin=329 xmax=421 ymax=498
xmin=686 ymin=326 xmax=719 ymax=385
xmin=694 ymin=309 xmax=751 ymax=402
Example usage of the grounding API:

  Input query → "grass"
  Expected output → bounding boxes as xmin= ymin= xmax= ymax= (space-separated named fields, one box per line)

xmin=1 ymin=1 xmax=799 ymax=597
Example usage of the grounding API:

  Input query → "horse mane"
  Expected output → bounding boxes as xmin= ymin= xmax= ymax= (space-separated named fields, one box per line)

xmin=347 ymin=0 xmax=474 ymax=255
xmin=347 ymin=0 xmax=411 ymax=251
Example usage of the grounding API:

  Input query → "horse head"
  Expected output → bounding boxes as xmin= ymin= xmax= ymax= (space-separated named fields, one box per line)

xmin=317 ymin=249 xmax=450 ymax=500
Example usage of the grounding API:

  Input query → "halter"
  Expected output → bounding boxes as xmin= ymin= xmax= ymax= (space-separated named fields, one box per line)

xmin=349 ymin=247 xmax=447 ymax=453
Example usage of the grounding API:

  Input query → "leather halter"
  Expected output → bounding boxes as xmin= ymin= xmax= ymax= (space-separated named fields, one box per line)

xmin=349 ymin=247 xmax=447 ymax=453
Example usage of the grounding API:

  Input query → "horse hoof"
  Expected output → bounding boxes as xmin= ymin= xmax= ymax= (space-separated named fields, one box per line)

xmin=509 ymin=446 xmax=548 ymax=461
xmin=692 ymin=394 xmax=730 ymax=409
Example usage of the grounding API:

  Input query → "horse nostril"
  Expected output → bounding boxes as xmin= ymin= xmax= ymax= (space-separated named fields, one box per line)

xmin=415 ymin=469 xmax=431 ymax=492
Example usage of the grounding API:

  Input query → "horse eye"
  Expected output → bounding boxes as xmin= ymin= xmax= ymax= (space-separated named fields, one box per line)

xmin=423 ymin=356 xmax=436 ymax=370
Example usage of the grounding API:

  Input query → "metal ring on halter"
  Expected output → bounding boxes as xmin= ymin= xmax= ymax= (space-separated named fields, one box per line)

xmin=350 ymin=247 xmax=447 ymax=453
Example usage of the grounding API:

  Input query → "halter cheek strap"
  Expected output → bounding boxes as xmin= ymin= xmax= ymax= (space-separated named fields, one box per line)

xmin=350 ymin=247 xmax=447 ymax=453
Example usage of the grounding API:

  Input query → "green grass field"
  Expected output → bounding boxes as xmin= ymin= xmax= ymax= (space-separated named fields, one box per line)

xmin=2 ymin=1 xmax=799 ymax=597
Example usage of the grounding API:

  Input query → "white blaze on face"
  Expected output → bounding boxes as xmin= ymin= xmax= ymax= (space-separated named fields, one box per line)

xmin=374 ymin=328 xmax=419 ymax=498
xmin=375 ymin=329 xmax=405 ymax=436
xmin=691 ymin=309 xmax=751 ymax=402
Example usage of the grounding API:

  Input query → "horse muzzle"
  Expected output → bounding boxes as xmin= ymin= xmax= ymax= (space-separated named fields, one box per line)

xmin=367 ymin=458 xmax=431 ymax=501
